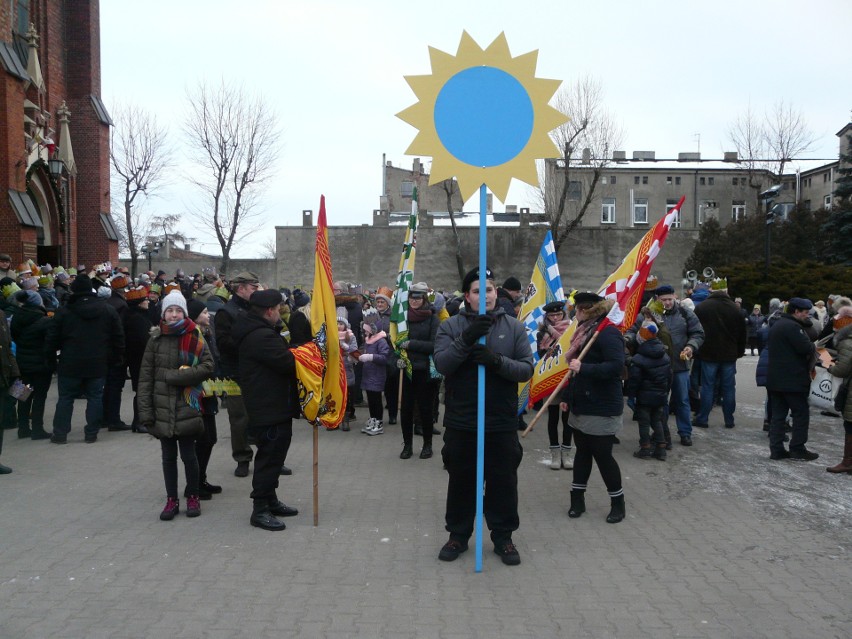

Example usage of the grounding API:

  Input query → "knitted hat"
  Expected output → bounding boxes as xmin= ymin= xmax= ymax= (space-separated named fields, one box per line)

xmin=161 ymin=290 xmax=188 ymax=318
xmin=97 ymin=286 xmax=112 ymax=300
xmin=126 ymin=286 xmax=148 ymax=304
xmin=15 ymin=289 xmax=43 ymax=308
xmin=375 ymin=286 xmax=393 ymax=304
xmin=292 ymin=288 xmax=310 ymax=308
xmin=71 ymin=274 xmax=93 ymax=294
xmin=433 ymin=292 xmax=446 ymax=312
xmin=336 ymin=316 xmax=350 ymax=329
xmin=502 ymin=276 xmax=522 ymax=292
xmin=637 ymin=320 xmax=659 ymax=343
xmin=187 ymin=299 xmax=208 ymax=321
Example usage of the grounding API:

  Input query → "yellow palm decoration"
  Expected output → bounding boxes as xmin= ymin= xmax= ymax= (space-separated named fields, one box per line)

xmin=397 ymin=31 xmax=567 ymax=202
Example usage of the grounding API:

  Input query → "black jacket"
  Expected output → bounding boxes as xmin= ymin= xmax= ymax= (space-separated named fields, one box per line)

xmin=694 ymin=292 xmax=747 ymax=362
xmin=625 ymin=338 xmax=671 ymax=407
xmin=560 ymin=323 xmax=626 ymax=417
xmin=123 ymin=305 xmax=154 ymax=379
xmin=214 ymin=294 xmax=250 ymax=379
xmin=45 ymin=292 xmax=124 ymax=378
xmin=405 ymin=308 xmax=439 ymax=372
xmin=766 ymin=313 xmax=816 ymax=393
xmin=10 ymin=305 xmax=52 ymax=374
xmin=232 ymin=312 xmax=299 ymax=430
xmin=495 ymin=288 xmax=517 ymax=317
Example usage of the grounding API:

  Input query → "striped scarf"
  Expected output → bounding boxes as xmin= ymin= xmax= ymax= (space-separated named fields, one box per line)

xmin=160 ymin=318 xmax=205 ymax=412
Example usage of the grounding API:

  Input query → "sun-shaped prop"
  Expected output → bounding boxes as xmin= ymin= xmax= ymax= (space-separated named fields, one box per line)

xmin=397 ymin=31 xmax=568 ymax=202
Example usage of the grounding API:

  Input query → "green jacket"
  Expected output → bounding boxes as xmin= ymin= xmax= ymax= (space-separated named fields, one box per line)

xmin=0 ymin=309 xmax=20 ymax=388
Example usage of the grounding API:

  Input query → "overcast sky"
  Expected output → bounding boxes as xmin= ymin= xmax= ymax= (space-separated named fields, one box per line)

xmin=101 ymin=0 xmax=851 ymax=257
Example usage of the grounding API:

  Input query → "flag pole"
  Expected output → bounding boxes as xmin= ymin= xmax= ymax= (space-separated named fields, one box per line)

xmin=475 ymin=183 xmax=487 ymax=573
xmin=521 ymin=331 xmax=601 ymax=437
xmin=313 ymin=423 xmax=319 ymax=526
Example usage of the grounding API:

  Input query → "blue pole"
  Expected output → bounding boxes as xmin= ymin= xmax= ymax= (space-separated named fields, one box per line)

xmin=475 ymin=183 xmax=487 ymax=572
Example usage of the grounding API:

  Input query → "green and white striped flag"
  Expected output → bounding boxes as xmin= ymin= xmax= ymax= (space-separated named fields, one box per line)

xmin=390 ymin=187 xmax=418 ymax=379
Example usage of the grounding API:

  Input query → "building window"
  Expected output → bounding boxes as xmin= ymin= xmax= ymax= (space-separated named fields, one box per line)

xmin=633 ymin=198 xmax=648 ymax=225
xmin=825 ymin=195 xmax=832 ymax=210
xmin=610 ymin=176 xmax=617 ymax=185
xmin=803 ymin=200 xmax=811 ymax=211
xmin=666 ymin=200 xmax=681 ymax=228
xmin=675 ymin=176 xmax=681 ymax=186
xmin=399 ymin=180 xmax=414 ymax=197
xmin=666 ymin=176 xmax=672 ymax=185
xmin=568 ymin=181 xmax=582 ymax=200
xmin=601 ymin=198 xmax=616 ymax=224
xmin=601 ymin=176 xmax=607 ymax=185
xmin=732 ymin=201 xmax=746 ymax=222
xmin=699 ymin=177 xmax=706 ymax=185
xmin=824 ymin=173 xmax=829 ymax=183
xmin=732 ymin=177 xmax=738 ymax=186
xmin=634 ymin=176 xmax=640 ymax=185
xmin=642 ymin=176 xmax=648 ymax=185
xmin=708 ymin=177 xmax=715 ymax=185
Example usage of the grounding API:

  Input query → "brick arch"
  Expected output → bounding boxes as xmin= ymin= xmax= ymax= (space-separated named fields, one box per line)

xmin=26 ymin=161 xmax=63 ymax=247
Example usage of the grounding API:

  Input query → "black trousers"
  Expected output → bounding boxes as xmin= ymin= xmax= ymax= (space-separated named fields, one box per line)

xmin=161 ymin=436 xmax=199 ymax=499
xmin=17 ymin=370 xmax=52 ymax=430
xmin=768 ymin=390 xmax=810 ymax=454
xmin=547 ymin=403 xmax=573 ymax=448
xmin=366 ymin=390 xmax=384 ymax=421
xmin=384 ymin=367 xmax=399 ymax=419
xmin=401 ymin=369 xmax=434 ymax=446
xmin=102 ymin=364 xmax=126 ymax=426
xmin=250 ymin=420 xmax=293 ymax=505
xmin=441 ymin=427 xmax=523 ymax=544
xmin=572 ymin=430 xmax=622 ymax=495
xmin=196 ymin=411 xmax=218 ymax=483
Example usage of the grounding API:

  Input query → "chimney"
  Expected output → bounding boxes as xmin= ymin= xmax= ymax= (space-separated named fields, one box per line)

xmin=632 ymin=151 xmax=655 ymax=161
xmin=486 ymin=193 xmax=493 ymax=215
xmin=678 ymin=152 xmax=701 ymax=161
xmin=612 ymin=150 xmax=626 ymax=161
xmin=373 ymin=209 xmax=389 ymax=227
xmin=302 ymin=209 xmax=313 ymax=227
xmin=413 ymin=158 xmax=421 ymax=175
xmin=723 ymin=151 xmax=739 ymax=162
xmin=519 ymin=207 xmax=530 ymax=227
xmin=581 ymin=147 xmax=591 ymax=164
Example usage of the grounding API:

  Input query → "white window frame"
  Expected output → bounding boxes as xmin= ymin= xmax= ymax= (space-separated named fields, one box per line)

xmin=824 ymin=195 xmax=832 ymax=210
xmin=666 ymin=202 xmax=681 ymax=228
xmin=633 ymin=197 xmax=648 ymax=225
xmin=601 ymin=197 xmax=616 ymax=224
xmin=732 ymin=202 xmax=746 ymax=222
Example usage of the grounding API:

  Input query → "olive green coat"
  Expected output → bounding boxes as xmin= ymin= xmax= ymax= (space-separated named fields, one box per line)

xmin=828 ymin=323 xmax=852 ymax=422
xmin=138 ymin=326 xmax=214 ymax=439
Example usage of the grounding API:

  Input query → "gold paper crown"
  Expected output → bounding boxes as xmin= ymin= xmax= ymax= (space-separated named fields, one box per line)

xmin=2 ymin=282 xmax=21 ymax=298
xmin=164 ymin=282 xmax=180 ymax=294
xmin=126 ymin=286 xmax=148 ymax=302
xmin=710 ymin=277 xmax=728 ymax=291
xmin=37 ymin=275 xmax=52 ymax=286
xmin=645 ymin=274 xmax=659 ymax=290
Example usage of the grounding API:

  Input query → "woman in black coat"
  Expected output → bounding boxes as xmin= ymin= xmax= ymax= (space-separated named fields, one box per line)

xmin=9 ymin=291 xmax=52 ymax=439
xmin=123 ymin=288 xmax=155 ymax=432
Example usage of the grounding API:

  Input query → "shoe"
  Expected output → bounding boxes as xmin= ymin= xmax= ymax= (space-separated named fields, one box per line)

xmin=185 ymin=486 xmax=213 ymax=501
xmin=200 ymin=481 xmax=222 ymax=494
xmin=769 ymin=449 xmax=790 ymax=460
xmin=561 ymin=447 xmax=574 ymax=470
xmin=341 ymin=421 xmax=350 ymax=431
xmin=185 ymin=495 xmax=201 ymax=517
xmin=50 ymin=434 xmax=67 ymax=444
xmin=279 ymin=464 xmax=293 ymax=476
xmin=693 ymin=422 xmax=709 ymax=429
xmin=549 ymin=448 xmax=561 ymax=470
xmin=400 ymin=445 xmax=413 ymax=459
xmin=493 ymin=541 xmax=521 ymax=566
xmin=107 ymin=422 xmax=132 ymax=432
xmin=361 ymin=417 xmax=376 ymax=434
xmin=388 ymin=416 xmax=397 ymax=425
xmin=826 ymin=433 xmax=852 ymax=473
xmin=725 ymin=423 xmax=735 ymax=429
xmin=234 ymin=461 xmax=250 ymax=477
xmin=633 ymin=446 xmax=652 ymax=459
xmin=789 ymin=448 xmax=819 ymax=461
xmin=84 ymin=434 xmax=97 ymax=443
xmin=438 ymin=538 xmax=468 ymax=562
xmin=160 ymin=497 xmax=179 ymax=521
xmin=568 ymin=490 xmax=585 ymax=518
xmin=680 ymin=435 xmax=692 ymax=447
xmin=17 ymin=426 xmax=31 ymax=439
xmin=606 ymin=494 xmax=626 ymax=524
xmin=367 ymin=421 xmax=384 ymax=436
xmin=30 ymin=429 xmax=51 ymax=441
xmin=653 ymin=445 xmax=667 ymax=461
xmin=250 ymin=509 xmax=286 ymax=531
xmin=268 ymin=500 xmax=298 ymax=517
xmin=419 ymin=445 xmax=433 ymax=459
xmin=0 ymin=463 xmax=12 ymax=474
xmin=763 ymin=421 xmax=770 ymax=432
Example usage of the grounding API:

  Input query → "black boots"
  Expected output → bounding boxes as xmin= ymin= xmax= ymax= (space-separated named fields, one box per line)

xmin=826 ymin=433 xmax=852 ymax=473
xmin=568 ymin=490 xmax=585 ymax=518
xmin=400 ymin=444 xmax=413 ymax=459
xmin=250 ymin=500 xmax=286 ymax=531
xmin=606 ymin=494 xmax=626 ymax=524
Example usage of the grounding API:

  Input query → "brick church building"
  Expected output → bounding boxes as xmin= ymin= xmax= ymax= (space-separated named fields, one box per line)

xmin=0 ymin=0 xmax=116 ymax=270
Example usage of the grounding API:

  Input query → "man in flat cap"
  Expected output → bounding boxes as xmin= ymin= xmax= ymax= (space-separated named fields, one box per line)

xmin=232 ymin=289 xmax=299 ymax=531
xmin=766 ymin=297 xmax=819 ymax=461
xmin=0 ymin=253 xmax=16 ymax=280
xmin=215 ymin=272 xmax=260 ymax=477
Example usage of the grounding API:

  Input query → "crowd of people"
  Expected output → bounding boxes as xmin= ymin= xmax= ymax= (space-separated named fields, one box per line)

xmin=1 ymin=249 xmax=851 ymax=566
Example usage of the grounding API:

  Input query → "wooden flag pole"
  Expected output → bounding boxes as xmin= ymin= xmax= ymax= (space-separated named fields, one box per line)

xmin=313 ymin=423 xmax=319 ymax=526
xmin=521 ymin=331 xmax=601 ymax=438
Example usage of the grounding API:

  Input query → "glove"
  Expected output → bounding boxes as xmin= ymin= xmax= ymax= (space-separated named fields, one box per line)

xmin=398 ymin=340 xmax=410 ymax=350
xmin=471 ymin=344 xmax=502 ymax=370
xmin=396 ymin=358 xmax=407 ymax=369
xmin=359 ymin=354 xmax=374 ymax=362
xmin=461 ymin=315 xmax=492 ymax=346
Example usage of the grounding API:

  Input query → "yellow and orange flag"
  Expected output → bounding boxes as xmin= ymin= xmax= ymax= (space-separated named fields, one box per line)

xmin=291 ymin=196 xmax=347 ymax=429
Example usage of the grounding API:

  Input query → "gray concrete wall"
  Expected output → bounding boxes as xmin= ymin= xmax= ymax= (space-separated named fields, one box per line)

xmin=276 ymin=224 xmax=699 ymax=294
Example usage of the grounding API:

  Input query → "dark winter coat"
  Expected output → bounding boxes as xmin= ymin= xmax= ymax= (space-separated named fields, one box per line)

xmin=434 ymin=306 xmax=533 ymax=432
xmin=828 ymin=324 xmax=852 ymax=422
xmin=137 ymin=325 xmax=214 ymax=438
xmin=0 ymin=308 xmax=20 ymax=388
xmin=766 ymin=313 xmax=817 ymax=393
xmin=38 ymin=287 xmax=59 ymax=311
xmin=693 ymin=291 xmax=747 ymax=362
xmin=106 ymin=291 xmax=128 ymax=319
xmin=746 ymin=312 xmax=766 ymax=338
xmin=560 ymin=321 xmax=626 ymax=418
xmin=205 ymin=295 xmax=225 ymax=318
xmin=123 ymin=305 xmax=154 ymax=380
xmin=232 ymin=312 xmax=299 ymax=431
xmin=10 ymin=305 xmax=52 ymax=373
xmin=360 ymin=331 xmax=390 ymax=392
xmin=496 ymin=288 xmax=517 ymax=317
xmin=54 ymin=281 xmax=71 ymax=306
xmin=404 ymin=308 xmax=439 ymax=372
xmin=287 ymin=309 xmax=313 ymax=347
xmin=45 ymin=292 xmax=124 ymax=378
xmin=755 ymin=312 xmax=782 ymax=387
xmin=624 ymin=338 xmax=672 ymax=407
xmin=214 ymin=294 xmax=251 ymax=379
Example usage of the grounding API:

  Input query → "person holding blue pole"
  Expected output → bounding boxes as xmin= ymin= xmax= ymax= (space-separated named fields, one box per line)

xmin=433 ymin=267 xmax=533 ymax=566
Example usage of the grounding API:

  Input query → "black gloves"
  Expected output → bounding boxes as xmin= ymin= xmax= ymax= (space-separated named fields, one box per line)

xmin=461 ymin=315 xmax=493 ymax=346
xmin=471 ymin=344 xmax=502 ymax=370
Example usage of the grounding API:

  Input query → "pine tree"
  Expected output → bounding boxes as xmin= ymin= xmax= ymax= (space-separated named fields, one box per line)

xmin=821 ymin=134 xmax=852 ymax=263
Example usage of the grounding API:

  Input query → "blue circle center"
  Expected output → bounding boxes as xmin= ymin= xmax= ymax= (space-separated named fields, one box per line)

xmin=434 ymin=66 xmax=534 ymax=167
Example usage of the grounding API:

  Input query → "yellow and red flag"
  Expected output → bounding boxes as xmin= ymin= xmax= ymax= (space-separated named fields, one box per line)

xmin=527 ymin=196 xmax=685 ymax=405
xmin=291 ymin=196 xmax=347 ymax=429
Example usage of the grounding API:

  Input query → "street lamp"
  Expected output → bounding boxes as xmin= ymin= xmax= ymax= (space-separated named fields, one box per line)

xmin=141 ymin=242 xmax=161 ymax=273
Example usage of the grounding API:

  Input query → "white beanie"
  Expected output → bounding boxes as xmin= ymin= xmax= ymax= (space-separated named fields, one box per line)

xmin=161 ymin=290 xmax=188 ymax=318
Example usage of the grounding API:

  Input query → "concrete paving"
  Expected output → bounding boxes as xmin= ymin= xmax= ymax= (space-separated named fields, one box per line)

xmin=1 ymin=355 xmax=850 ymax=638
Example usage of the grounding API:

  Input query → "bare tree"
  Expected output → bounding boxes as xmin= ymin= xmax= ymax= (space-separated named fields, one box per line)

xmin=764 ymin=100 xmax=816 ymax=177
xmin=535 ymin=77 xmax=623 ymax=253
xmin=109 ymin=103 xmax=173 ymax=277
xmin=260 ymin=236 xmax=277 ymax=260
xmin=728 ymin=103 xmax=767 ymax=212
xmin=440 ymin=178 xmax=466 ymax=283
xmin=183 ymin=81 xmax=280 ymax=273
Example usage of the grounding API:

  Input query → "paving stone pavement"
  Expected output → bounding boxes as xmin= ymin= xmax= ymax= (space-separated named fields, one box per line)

xmin=1 ymin=356 xmax=851 ymax=638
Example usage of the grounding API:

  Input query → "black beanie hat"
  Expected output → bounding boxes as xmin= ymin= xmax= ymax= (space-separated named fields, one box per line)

xmin=187 ymin=299 xmax=208 ymax=321
xmin=502 ymin=276 xmax=522 ymax=292
xmin=71 ymin=274 xmax=93 ymax=293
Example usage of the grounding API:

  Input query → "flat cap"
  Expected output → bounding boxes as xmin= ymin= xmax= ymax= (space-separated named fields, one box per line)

xmin=231 ymin=271 xmax=260 ymax=285
xmin=787 ymin=297 xmax=813 ymax=311
xmin=573 ymin=291 xmax=604 ymax=306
